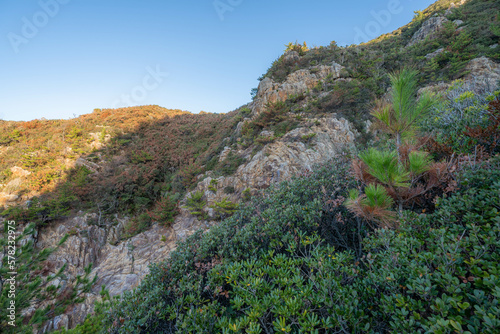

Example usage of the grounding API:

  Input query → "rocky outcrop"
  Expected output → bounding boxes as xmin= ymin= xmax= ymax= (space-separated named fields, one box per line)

xmin=251 ymin=62 xmax=345 ymax=115
xmin=188 ymin=115 xmax=357 ymax=220
xmin=218 ymin=146 xmax=232 ymax=162
xmin=464 ymin=56 xmax=500 ymax=91
xmin=10 ymin=166 xmax=31 ymax=178
xmin=408 ymin=16 xmax=448 ymax=47
xmin=0 ymin=178 xmax=23 ymax=205
xmin=417 ymin=82 xmax=452 ymax=97
xmin=282 ymin=50 xmax=300 ymax=62
xmin=0 ymin=167 xmax=31 ymax=205
xmin=417 ymin=57 xmax=500 ymax=97
xmin=31 ymin=212 xmax=211 ymax=332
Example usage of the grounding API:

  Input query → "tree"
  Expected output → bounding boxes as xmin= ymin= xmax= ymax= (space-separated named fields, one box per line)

xmin=284 ymin=41 xmax=309 ymax=55
xmin=346 ymin=69 xmax=450 ymax=222
xmin=209 ymin=197 xmax=238 ymax=220
xmin=371 ymin=68 xmax=437 ymax=161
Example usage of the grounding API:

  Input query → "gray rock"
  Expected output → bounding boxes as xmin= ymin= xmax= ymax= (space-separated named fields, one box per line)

xmin=425 ymin=48 xmax=445 ymax=59
xmin=251 ymin=62 xmax=345 ymax=115
xmin=408 ymin=16 xmax=449 ymax=47
xmin=282 ymin=50 xmax=300 ymax=62
xmin=259 ymin=130 xmax=275 ymax=138
xmin=219 ymin=146 xmax=232 ymax=162
xmin=464 ymin=56 xmax=500 ymax=91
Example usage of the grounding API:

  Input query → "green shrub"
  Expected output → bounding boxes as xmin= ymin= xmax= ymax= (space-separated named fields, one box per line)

xmin=147 ymin=196 xmax=179 ymax=226
xmin=300 ymin=133 xmax=316 ymax=142
xmin=218 ymin=152 xmax=246 ymax=176
xmin=208 ymin=179 xmax=218 ymax=193
xmin=242 ymin=188 xmax=252 ymax=201
xmin=421 ymin=81 xmax=500 ymax=155
xmin=124 ymin=212 xmax=152 ymax=237
xmin=183 ymin=190 xmax=207 ymax=219
xmin=101 ymin=156 xmax=500 ymax=333
xmin=209 ymin=197 xmax=238 ymax=220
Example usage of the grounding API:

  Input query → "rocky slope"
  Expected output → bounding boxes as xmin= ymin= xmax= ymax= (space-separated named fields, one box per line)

xmin=1 ymin=0 xmax=499 ymax=331
xmin=15 ymin=57 xmax=360 ymax=332
xmin=35 ymin=54 xmax=499 ymax=331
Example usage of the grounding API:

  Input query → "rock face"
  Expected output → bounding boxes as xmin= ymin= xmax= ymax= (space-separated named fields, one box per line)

xmin=251 ymin=62 xmax=345 ymax=114
xmin=187 ymin=115 xmax=357 ymax=220
xmin=417 ymin=56 xmax=500 ymax=97
xmin=282 ymin=50 xmax=300 ymax=62
xmin=408 ymin=16 xmax=448 ymax=47
xmin=464 ymin=56 xmax=500 ymax=90
xmin=32 ymin=212 xmax=209 ymax=332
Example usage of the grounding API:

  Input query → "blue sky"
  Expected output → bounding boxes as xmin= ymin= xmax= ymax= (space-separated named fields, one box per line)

xmin=0 ymin=0 xmax=435 ymax=121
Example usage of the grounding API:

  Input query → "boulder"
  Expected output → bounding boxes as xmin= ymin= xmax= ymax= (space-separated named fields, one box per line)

xmin=219 ymin=146 xmax=232 ymax=162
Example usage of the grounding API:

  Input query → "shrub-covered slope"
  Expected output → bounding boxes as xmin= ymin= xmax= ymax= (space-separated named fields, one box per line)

xmin=1 ymin=0 xmax=500 ymax=332
xmin=95 ymin=155 xmax=500 ymax=333
xmin=1 ymin=106 xmax=241 ymax=234
xmin=256 ymin=0 xmax=499 ymax=134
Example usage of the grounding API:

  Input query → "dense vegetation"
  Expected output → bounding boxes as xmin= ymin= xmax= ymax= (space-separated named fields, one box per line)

xmin=62 ymin=69 xmax=500 ymax=332
xmin=1 ymin=0 xmax=499 ymax=332
xmin=258 ymin=0 xmax=499 ymax=135
xmin=96 ymin=152 xmax=500 ymax=333
xmin=0 ymin=106 xmax=242 ymax=235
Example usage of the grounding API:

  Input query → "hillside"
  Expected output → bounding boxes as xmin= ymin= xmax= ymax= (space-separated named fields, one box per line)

xmin=1 ymin=0 xmax=500 ymax=332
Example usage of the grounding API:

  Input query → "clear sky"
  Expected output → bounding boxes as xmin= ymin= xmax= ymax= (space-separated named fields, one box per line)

xmin=0 ymin=0 xmax=436 ymax=121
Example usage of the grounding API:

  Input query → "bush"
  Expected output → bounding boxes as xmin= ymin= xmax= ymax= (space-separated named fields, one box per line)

xmin=183 ymin=191 xmax=207 ymax=219
xmin=100 ymin=157 xmax=367 ymax=333
xmin=209 ymin=197 xmax=238 ymax=220
xmin=422 ymin=81 xmax=500 ymax=156
xmin=242 ymin=188 xmax=252 ymax=201
xmin=147 ymin=196 xmax=179 ymax=226
xmin=100 ymin=156 xmax=500 ymax=333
